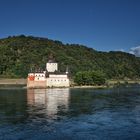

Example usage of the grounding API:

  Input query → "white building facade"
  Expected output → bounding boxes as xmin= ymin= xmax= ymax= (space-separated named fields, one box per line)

xmin=46 ymin=74 xmax=69 ymax=87
xmin=46 ymin=60 xmax=69 ymax=87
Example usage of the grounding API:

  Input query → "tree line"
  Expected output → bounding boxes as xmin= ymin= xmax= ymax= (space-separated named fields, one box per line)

xmin=74 ymin=71 xmax=106 ymax=85
xmin=0 ymin=35 xmax=140 ymax=80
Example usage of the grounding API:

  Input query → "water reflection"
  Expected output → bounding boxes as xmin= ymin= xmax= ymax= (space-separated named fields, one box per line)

xmin=1 ymin=86 xmax=140 ymax=139
xmin=27 ymin=88 xmax=70 ymax=119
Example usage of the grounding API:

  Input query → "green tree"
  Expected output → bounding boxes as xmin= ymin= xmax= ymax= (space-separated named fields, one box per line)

xmin=74 ymin=71 xmax=106 ymax=85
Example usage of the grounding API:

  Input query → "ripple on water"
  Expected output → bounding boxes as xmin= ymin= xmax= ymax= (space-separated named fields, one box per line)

xmin=0 ymin=87 xmax=140 ymax=139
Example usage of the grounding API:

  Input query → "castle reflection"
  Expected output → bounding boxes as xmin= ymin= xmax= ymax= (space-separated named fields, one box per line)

xmin=27 ymin=88 xmax=70 ymax=117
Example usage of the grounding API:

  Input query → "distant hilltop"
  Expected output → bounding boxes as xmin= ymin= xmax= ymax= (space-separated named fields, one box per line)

xmin=0 ymin=35 xmax=140 ymax=79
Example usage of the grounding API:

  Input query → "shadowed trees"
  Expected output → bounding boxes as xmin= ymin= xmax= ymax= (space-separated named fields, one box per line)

xmin=0 ymin=35 xmax=140 ymax=79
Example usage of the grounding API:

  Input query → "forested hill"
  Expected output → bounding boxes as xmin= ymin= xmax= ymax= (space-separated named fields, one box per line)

xmin=0 ymin=35 xmax=140 ymax=79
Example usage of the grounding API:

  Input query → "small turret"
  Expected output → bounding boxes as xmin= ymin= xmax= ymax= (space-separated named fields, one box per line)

xmin=66 ymin=66 xmax=69 ymax=74
xmin=48 ymin=53 xmax=55 ymax=63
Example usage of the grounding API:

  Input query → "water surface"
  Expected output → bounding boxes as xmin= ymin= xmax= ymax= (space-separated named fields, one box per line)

xmin=0 ymin=86 xmax=140 ymax=140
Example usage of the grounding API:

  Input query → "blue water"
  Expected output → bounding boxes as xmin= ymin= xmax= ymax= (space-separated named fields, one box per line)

xmin=0 ymin=86 xmax=140 ymax=140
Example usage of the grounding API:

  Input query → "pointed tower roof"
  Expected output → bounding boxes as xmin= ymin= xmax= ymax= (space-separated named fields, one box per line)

xmin=47 ymin=53 xmax=56 ymax=63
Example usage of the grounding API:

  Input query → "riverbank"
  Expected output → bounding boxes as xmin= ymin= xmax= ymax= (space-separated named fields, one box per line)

xmin=72 ymin=80 xmax=140 ymax=89
xmin=0 ymin=79 xmax=26 ymax=85
xmin=0 ymin=79 xmax=106 ymax=89
xmin=106 ymin=79 xmax=140 ymax=87
xmin=71 ymin=85 xmax=108 ymax=89
xmin=0 ymin=79 xmax=140 ymax=89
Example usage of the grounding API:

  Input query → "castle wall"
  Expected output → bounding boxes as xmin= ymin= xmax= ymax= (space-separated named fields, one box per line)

xmin=46 ymin=74 xmax=69 ymax=87
xmin=49 ymin=74 xmax=67 ymax=78
xmin=27 ymin=80 xmax=46 ymax=88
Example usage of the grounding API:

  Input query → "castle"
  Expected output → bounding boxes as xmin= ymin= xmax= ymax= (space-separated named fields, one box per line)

xmin=27 ymin=58 xmax=70 ymax=88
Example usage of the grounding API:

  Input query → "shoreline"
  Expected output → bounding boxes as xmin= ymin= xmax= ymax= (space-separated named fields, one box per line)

xmin=0 ymin=79 xmax=140 ymax=89
xmin=0 ymin=79 xmax=27 ymax=85
xmin=70 ymin=85 xmax=108 ymax=89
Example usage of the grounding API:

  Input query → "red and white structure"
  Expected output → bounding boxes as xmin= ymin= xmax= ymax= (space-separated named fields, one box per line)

xmin=27 ymin=59 xmax=70 ymax=88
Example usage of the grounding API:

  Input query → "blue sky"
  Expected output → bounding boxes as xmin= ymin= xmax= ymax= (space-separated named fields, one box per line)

xmin=0 ymin=0 xmax=140 ymax=53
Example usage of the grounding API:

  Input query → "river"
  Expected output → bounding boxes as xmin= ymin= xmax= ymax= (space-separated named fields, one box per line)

xmin=0 ymin=85 xmax=140 ymax=140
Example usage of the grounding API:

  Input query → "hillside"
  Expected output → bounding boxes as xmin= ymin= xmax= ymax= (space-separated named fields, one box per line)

xmin=0 ymin=35 xmax=140 ymax=79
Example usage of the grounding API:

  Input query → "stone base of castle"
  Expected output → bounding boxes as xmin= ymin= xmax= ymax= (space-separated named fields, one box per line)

xmin=27 ymin=79 xmax=70 ymax=88
xmin=27 ymin=81 xmax=46 ymax=88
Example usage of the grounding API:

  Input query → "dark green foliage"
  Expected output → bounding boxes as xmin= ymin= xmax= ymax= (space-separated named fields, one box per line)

xmin=0 ymin=35 xmax=140 ymax=79
xmin=74 ymin=71 xmax=106 ymax=85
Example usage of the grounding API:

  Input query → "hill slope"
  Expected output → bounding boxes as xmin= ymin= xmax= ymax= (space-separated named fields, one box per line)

xmin=0 ymin=35 xmax=140 ymax=79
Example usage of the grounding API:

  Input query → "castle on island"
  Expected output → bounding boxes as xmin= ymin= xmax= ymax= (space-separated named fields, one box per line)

xmin=27 ymin=57 xmax=70 ymax=88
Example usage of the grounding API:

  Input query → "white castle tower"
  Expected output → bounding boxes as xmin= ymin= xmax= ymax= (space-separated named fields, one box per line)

xmin=46 ymin=54 xmax=58 ymax=72
xmin=46 ymin=59 xmax=58 ymax=72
